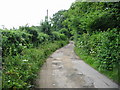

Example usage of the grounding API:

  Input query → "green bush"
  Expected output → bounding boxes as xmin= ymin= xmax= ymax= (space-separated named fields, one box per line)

xmin=2 ymin=40 xmax=68 ymax=89
xmin=2 ymin=24 xmax=69 ymax=89
xmin=59 ymin=28 xmax=70 ymax=38
xmin=75 ymin=28 xmax=119 ymax=83
xmin=51 ymin=31 xmax=67 ymax=41
xmin=2 ymin=28 xmax=51 ymax=57
xmin=76 ymin=28 xmax=119 ymax=71
xmin=37 ymin=33 xmax=49 ymax=44
xmin=51 ymin=31 xmax=61 ymax=40
xmin=2 ymin=30 xmax=32 ymax=57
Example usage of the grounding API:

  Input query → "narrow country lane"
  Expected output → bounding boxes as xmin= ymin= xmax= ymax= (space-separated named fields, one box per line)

xmin=35 ymin=42 xmax=119 ymax=88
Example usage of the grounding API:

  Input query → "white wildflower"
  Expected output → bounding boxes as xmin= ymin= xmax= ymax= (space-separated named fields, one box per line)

xmin=8 ymin=80 xmax=10 ymax=82
xmin=106 ymin=8 xmax=108 ymax=10
xmin=22 ymin=59 xmax=28 ymax=62
xmin=19 ymin=43 xmax=22 ymax=46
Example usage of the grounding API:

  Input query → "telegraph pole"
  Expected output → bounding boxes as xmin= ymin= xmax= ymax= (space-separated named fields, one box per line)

xmin=47 ymin=9 xmax=48 ymax=22
xmin=46 ymin=9 xmax=49 ymax=34
xmin=45 ymin=9 xmax=48 ymax=22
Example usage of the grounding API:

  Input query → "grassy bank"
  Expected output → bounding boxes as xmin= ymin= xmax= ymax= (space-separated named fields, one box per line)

xmin=2 ymin=40 xmax=68 ymax=89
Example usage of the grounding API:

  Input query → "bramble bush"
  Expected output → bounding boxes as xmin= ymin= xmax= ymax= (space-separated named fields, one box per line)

xmin=2 ymin=41 xmax=68 ymax=89
xmin=2 ymin=25 xmax=68 ymax=89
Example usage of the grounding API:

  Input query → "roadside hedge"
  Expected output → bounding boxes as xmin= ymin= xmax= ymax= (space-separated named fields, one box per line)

xmin=76 ymin=28 xmax=119 ymax=71
xmin=2 ymin=40 xmax=68 ymax=89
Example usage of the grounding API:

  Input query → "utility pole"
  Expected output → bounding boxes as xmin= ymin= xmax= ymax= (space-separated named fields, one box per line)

xmin=47 ymin=9 xmax=48 ymax=22
xmin=45 ymin=9 xmax=49 ymax=34
xmin=45 ymin=9 xmax=48 ymax=22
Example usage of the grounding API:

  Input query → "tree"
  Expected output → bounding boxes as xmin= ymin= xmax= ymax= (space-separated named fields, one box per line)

xmin=40 ymin=21 xmax=51 ymax=35
xmin=50 ymin=10 xmax=67 ymax=31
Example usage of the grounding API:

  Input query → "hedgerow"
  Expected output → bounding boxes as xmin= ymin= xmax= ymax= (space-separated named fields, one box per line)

xmin=75 ymin=28 xmax=120 ymax=83
xmin=2 ymin=41 xmax=68 ymax=89
xmin=60 ymin=2 xmax=120 ymax=83
xmin=2 ymin=25 xmax=68 ymax=89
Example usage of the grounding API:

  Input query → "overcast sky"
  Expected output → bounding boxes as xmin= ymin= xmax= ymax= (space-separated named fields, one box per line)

xmin=0 ymin=0 xmax=75 ymax=29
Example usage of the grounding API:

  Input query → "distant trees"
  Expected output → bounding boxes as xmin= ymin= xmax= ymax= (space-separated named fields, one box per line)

xmin=40 ymin=21 xmax=51 ymax=35
xmin=50 ymin=10 xmax=67 ymax=31
xmin=39 ymin=15 xmax=52 ymax=35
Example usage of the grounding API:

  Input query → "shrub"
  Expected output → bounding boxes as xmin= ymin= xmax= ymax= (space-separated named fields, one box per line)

xmin=37 ymin=33 xmax=49 ymax=44
xmin=2 ymin=30 xmax=32 ymax=56
xmin=2 ymin=41 xmax=68 ymax=89
xmin=75 ymin=28 xmax=119 ymax=71
xmin=59 ymin=28 xmax=70 ymax=38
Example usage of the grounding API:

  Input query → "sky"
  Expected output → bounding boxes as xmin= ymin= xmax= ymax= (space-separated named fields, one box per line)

xmin=0 ymin=0 xmax=75 ymax=29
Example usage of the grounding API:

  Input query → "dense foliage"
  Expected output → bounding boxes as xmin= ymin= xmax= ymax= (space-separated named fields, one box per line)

xmin=1 ymin=1 xmax=120 ymax=89
xmin=2 ymin=41 xmax=68 ymax=89
xmin=1 ymin=18 xmax=68 ymax=88
xmin=49 ymin=1 xmax=120 ymax=83
xmin=76 ymin=29 xmax=119 ymax=70
xmin=62 ymin=1 xmax=120 ymax=83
